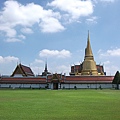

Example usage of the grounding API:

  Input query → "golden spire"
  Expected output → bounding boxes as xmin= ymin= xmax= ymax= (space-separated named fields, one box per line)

xmin=81 ymin=31 xmax=98 ymax=75
xmin=85 ymin=30 xmax=93 ymax=58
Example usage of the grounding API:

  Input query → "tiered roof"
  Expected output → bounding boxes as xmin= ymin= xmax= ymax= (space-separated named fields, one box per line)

xmin=11 ymin=64 xmax=34 ymax=77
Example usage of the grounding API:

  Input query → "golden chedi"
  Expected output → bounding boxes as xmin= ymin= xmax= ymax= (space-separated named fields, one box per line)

xmin=81 ymin=31 xmax=98 ymax=75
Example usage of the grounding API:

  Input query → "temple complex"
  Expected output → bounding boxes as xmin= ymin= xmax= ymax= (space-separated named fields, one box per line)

xmin=0 ymin=31 xmax=116 ymax=89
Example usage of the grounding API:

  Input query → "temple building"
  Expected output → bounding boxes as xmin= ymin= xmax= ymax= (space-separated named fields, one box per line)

xmin=70 ymin=31 xmax=105 ymax=76
xmin=70 ymin=64 xmax=105 ymax=76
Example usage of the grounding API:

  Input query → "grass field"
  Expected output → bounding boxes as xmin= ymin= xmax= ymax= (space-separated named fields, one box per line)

xmin=0 ymin=89 xmax=120 ymax=120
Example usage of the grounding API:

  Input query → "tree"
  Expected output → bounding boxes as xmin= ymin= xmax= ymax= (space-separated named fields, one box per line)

xmin=112 ymin=71 xmax=120 ymax=89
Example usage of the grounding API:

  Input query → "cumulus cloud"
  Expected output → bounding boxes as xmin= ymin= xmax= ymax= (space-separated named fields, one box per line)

xmin=21 ymin=28 xmax=33 ymax=34
xmin=39 ymin=49 xmax=71 ymax=58
xmin=39 ymin=17 xmax=65 ymax=33
xmin=18 ymin=34 xmax=26 ymax=39
xmin=0 ymin=26 xmax=17 ymax=38
xmin=5 ymin=38 xmax=22 ymax=43
xmin=30 ymin=59 xmax=44 ymax=75
xmin=0 ymin=0 xmax=97 ymax=43
xmin=97 ymin=48 xmax=120 ymax=75
xmin=0 ymin=56 xmax=19 ymax=64
xmin=55 ymin=65 xmax=70 ymax=74
xmin=48 ymin=0 xmax=94 ymax=22
xmin=100 ymin=48 xmax=120 ymax=57
xmin=0 ymin=56 xmax=19 ymax=75
xmin=104 ymin=65 xmax=119 ymax=75
xmin=0 ymin=0 xmax=65 ymax=42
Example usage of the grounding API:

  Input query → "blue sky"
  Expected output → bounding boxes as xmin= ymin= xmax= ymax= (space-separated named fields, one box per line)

xmin=0 ymin=0 xmax=120 ymax=76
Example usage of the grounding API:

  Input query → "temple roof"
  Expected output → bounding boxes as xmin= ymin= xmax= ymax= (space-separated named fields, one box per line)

xmin=65 ymin=76 xmax=114 ymax=83
xmin=0 ymin=75 xmax=114 ymax=84
xmin=0 ymin=77 xmax=46 ymax=84
xmin=11 ymin=64 xmax=34 ymax=77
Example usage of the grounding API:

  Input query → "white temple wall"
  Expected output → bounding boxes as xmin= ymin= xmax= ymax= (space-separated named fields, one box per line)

xmin=0 ymin=84 xmax=11 ymax=88
xmin=0 ymin=83 xmax=115 ymax=89
xmin=0 ymin=83 xmax=46 ymax=89
xmin=11 ymin=84 xmax=21 ymax=88
xmin=61 ymin=83 xmax=114 ymax=89
xmin=49 ymin=83 xmax=53 ymax=89
xmin=13 ymin=74 xmax=23 ymax=77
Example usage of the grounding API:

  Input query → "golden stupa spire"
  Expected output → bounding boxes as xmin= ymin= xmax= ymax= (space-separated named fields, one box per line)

xmin=81 ymin=31 xmax=98 ymax=75
xmin=85 ymin=30 xmax=93 ymax=58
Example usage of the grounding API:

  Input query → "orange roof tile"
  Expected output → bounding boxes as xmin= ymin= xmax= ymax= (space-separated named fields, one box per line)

xmin=0 ymin=77 xmax=46 ymax=84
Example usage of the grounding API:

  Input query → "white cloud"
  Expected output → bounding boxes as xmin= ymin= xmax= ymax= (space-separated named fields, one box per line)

xmin=0 ymin=56 xmax=19 ymax=75
xmin=104 ymin=65 xmax=119 ymax=76
xmin=18 ymin=34 xmax=26 ymax=39
xmin=94 ymin=0 xmax=116 ymax=4
xmin=30 ymin=59 xmax=44 ymax=75
xmin=54 ymin=65 xmax=70 ymax=75
xmin=100 ymin=48 xmax=120 ymax=57
xmin=39 ymin=49 xmax=71 ymax=58
xmin=104 ymin=60 xmax=110 ymax=65
xmin=0 ymin=0 xmax=63 ymax=30
xmin=0 ymin=1 xmax=43 ymax=27
xmin=21 ymin=28 xmax=33 ymax=34
xmin=31 ymin=59 xmax=44 ymax=66
xmin=5 ymin=38 xmax=22 ymax=43
xmin=0 ymin=25 xmax=17 ymax=38
xmin=0 ymin=56 xmax=19 ymax=64
xmin=39 ymin=17 xmax=65 ymax=33
xmin=34 ymin=59 xmax=44 ymax=63
xmin=97 ymin=48 xmax=120 ymax=75
xmin=38 ymin=9 xmax=64 ymax=32
xmin=86 ymin=16 xmax=98 ymax=24
xmin=0 ymin=0 xmax=65 ymax=43
xmin=31 ymin=66 xmax=43 ymax=75
xmin=0 ymin=0 xmax=97 ymax=42
xmin=100 ymin=0 xmax=115 ymax=2
xmin=48 ymin=0 xmax=94 ymax=21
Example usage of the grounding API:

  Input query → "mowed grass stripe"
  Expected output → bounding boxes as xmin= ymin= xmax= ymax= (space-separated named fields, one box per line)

xmin=0 ymin=90 xmax=120 ymax=120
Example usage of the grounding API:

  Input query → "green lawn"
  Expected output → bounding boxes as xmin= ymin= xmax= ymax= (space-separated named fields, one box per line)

xmin=0 ymin=89 xmax=120 ymax=120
